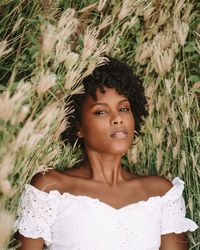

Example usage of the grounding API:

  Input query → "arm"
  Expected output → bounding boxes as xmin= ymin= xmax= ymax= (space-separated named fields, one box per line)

xmin=160 ymin=232 xmax=188 ymax=250
xmin=15 ymin=232 xmax=44 ymax=250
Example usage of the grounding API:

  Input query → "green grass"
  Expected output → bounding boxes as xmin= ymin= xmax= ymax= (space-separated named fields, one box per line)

xmin=0 ymin=0 xmax=199 ymax=249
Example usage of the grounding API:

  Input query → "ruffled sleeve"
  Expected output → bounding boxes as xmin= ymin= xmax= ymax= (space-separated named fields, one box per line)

xmin=14 ymin=184 xmax=59 ymax=246
xmin=160 ymin=177 xmax=198 ymax=235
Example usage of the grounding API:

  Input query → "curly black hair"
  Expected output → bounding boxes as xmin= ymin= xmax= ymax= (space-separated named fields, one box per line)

xmin=61 ymin=57 xmax=149 ymax=150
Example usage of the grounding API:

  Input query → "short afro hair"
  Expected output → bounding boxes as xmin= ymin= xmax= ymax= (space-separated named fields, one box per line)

xmin=61 ymin=57 xmax=149 ymax=150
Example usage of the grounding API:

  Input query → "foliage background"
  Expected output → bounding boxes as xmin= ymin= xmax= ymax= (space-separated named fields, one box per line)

xmin=0 ymin=0 xmax=199 ymax=249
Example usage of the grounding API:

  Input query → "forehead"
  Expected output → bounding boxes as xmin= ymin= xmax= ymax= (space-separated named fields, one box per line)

xmin=83 ymin=87 xmax=128 ymax=107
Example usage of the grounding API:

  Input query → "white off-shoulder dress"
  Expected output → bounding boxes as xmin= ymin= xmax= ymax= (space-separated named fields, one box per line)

xmin=14 ymin=177 xmax=198 ymax=250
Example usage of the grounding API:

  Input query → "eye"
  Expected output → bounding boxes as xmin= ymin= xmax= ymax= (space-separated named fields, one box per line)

xmin=94 ymin=110 xmax=108 ymax=116
xmin=120 ymin=107 xmax=130 ymax=112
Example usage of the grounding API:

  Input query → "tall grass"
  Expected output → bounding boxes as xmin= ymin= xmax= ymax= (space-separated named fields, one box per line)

xmin=0 ymin=0 xmax=199 ymax=249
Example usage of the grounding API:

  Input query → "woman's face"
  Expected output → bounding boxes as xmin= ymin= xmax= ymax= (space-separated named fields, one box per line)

xmin=78 ymin=87 xmax=135 ymax=155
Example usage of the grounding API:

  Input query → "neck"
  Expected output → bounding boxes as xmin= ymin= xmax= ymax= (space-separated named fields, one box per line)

xmin=83 ymin=148 xmax=126 ymax=187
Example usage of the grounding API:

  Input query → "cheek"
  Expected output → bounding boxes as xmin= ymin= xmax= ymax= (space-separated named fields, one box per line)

xmin=80 ymin=118 xmax=109 ymax=139
xmin=129 ymin=114 xmax=134 ymax=125
xmin=125 ymin=113 xmax=135 ymax=129
xmin=81 ymin=122 xmax=110 ymax=151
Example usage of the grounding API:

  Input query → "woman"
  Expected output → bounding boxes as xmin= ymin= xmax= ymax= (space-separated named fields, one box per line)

xmin=14 ymin=58 xmax=198 ymax=249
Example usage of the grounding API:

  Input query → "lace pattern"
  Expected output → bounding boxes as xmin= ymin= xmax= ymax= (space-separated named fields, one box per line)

xmin=14 ymin=185 xmax=60 ymax=246
xmin=160 ymin=178 xmax=197 ymax=234
xmin=14 ymin=177 xmax=198 ymax=249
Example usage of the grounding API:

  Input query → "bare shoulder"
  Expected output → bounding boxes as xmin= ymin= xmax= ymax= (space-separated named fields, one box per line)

xmin=141 ymin=175 xmax=173 ymax=197
xmin=31 ymin=169 xmax=65 ymax=193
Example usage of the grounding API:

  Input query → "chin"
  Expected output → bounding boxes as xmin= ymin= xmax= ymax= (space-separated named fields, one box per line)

xmin=109 ymin=145 xmax=130 ymax=155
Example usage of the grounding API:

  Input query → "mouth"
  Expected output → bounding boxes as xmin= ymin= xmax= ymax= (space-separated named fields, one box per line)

xmin=110 ymin=128 xmax=128 ymax=139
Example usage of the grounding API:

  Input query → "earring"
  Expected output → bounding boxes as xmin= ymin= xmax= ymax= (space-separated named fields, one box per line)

xmin=132 ymin=130 xmax=140 ymax=145
xmin=77 ymin=131 xmax=83 ymax=138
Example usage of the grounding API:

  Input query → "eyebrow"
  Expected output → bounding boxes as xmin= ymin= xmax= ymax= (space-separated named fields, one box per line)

xmin=90 ymin=99 xmax=129 ymax=108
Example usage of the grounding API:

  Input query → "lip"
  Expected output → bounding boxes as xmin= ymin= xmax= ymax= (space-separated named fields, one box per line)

xmin=110 ymin=128 xmax=128 ymax=139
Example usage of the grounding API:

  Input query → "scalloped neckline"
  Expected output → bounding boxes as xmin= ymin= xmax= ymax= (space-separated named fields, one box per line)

xmin=27 ymin=183 xmax=173 ymax=211
xmin=61 ymin=190 xmax=162 ymax=211
xmin=27 ymin=177 xmax=182 ymax=211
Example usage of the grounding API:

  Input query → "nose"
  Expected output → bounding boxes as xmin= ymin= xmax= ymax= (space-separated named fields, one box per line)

xmin=110 ymin=113 xmax=123 ymax=125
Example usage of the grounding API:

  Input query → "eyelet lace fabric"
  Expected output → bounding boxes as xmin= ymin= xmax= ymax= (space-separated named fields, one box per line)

xmin=14 ymin=177 xmax=198 ymax=250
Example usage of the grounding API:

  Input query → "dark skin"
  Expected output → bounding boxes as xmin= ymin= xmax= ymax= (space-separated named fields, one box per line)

xmin=16 ymin=87 xmax=188 ymax=249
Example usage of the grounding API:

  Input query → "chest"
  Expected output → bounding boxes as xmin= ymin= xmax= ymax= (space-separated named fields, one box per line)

xmin=65 ymin=179 xmax=150 ymax=210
